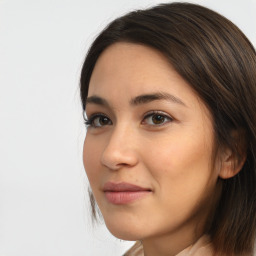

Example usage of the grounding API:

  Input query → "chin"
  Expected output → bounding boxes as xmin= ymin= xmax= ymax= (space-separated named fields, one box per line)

xmin=104 ymin=218 xmax=146 ymax=241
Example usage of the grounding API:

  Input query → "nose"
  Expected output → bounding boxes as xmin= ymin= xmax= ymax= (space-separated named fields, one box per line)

xmin=100 ymin=126 xmax=139 ymax=170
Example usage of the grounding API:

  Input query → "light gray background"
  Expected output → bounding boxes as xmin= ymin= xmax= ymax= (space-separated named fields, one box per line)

xmin=0 ymin=0 xmax=255 ymax=255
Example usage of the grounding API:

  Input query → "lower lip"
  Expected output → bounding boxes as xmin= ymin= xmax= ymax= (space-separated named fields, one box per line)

xmin=104 ymin=191 xmax=151 ymax=205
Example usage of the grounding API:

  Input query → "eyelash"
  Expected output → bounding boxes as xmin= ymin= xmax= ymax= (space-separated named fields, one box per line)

xmin=84 ymin=111 xmax=173 ymax=128
xmin=84 ymin=113 xmax=112 ymax=128
xmin=142 ymin=111 xmax=173 ymax=126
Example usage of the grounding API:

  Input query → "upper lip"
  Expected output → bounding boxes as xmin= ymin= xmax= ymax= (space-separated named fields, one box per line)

xmin=103 ymin=182 xmax=151 ymax=192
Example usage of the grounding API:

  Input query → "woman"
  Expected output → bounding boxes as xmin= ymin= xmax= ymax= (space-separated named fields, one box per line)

xmin=80 ymin=2 xmax=256 ymax=256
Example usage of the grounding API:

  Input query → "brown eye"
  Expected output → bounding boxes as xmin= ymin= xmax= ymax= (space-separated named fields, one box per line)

xmin=98 ymin=116 xmax=109 ymax=125
xmin=152 ymin=114 xmax=165 ymax=124
xmin=142 ymin=112 xmax=173 ymax=126
xmin=94 ymin=116 xmax=112 ymax=127
xmin=85 ymin=114 xmax=112 ymax=128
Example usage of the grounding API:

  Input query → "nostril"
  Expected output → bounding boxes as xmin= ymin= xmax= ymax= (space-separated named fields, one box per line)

xmin=100 ymin=130 xmax=139 ymax=169
xmin=101 ymin=148 xmax=139 ymax=170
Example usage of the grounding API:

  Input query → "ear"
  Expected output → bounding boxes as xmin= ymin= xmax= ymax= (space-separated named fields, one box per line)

xmin=218 ymin=131 xmax=247 ymax=179
xmin=218 ymin=149 xmax=246 ymax=179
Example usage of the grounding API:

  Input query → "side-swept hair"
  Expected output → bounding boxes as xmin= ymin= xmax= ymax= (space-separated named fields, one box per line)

xmin=80 ymin=3 xmax=256 ymax=255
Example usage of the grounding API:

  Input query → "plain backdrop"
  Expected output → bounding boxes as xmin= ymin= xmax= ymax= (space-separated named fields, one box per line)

xmin=0 ymin=0 xmax=255 ymax=255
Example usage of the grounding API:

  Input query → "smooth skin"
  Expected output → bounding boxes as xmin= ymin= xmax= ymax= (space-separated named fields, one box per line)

xmin=83 ymin=43 xmax=234 ymax=256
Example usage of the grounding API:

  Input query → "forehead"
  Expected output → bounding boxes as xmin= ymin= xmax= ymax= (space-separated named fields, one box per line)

xmin=88 ymin=42 xmax=199 ymax=108
xmin=89 ymin=43 xmax=168 ymax=94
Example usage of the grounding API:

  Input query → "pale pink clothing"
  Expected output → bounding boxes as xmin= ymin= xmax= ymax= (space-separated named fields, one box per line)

xmin=124 ymin=235 xmax=213 ymax=256
xmin=176 ymin=235 xmax=213 ymax=256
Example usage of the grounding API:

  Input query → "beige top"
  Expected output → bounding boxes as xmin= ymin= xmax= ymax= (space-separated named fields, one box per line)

xmin=176 ymin=235 xmax=213 ymax=256
xmin=123 ymin=235 xmax=213 ymax=256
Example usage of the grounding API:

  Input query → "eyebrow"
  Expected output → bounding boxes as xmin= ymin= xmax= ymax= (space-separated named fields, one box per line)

xmin=85 ymin=92 xmax=186 ymax=108
xmin=85 ymin=96 xmax=110 ymax=109
xmin=130 ymin=92 xmax=186 ymax=106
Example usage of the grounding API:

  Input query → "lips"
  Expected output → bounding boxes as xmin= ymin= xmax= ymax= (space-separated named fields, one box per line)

xmin=103 ymin=182 xmax=152 ymax=205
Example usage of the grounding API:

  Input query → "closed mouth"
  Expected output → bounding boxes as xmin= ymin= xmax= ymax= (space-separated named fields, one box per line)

xmin=103 ymin=182 xmax=152 ymax=204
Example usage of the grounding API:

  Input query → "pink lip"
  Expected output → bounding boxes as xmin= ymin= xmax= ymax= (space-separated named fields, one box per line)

xmin=103 ymin=182 xmax=152 ymax=205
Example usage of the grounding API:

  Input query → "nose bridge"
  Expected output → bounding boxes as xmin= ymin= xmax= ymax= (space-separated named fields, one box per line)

xmin=110 ymin=122 xmax=131 ymax=144
xmin=101 ymin=122 xmax=138 ymax=170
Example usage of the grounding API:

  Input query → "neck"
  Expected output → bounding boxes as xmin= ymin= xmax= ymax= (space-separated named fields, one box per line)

xmin=142 ymin=222 xmax=204 ymax=256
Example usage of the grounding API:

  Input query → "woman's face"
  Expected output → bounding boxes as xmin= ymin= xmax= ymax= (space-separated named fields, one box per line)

xmin=83 ymin=42 xmax=220 ymax=242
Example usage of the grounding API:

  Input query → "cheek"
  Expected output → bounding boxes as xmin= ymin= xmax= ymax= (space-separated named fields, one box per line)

xmin=83 ymin=136 xmax=102 ymax=186
xmin=143 ymin=131 xmax=216 ymax=193
xmin=142 ymin=135 xmax=217 ymax=225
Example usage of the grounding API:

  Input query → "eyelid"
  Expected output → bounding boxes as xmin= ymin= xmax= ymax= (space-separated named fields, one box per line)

xmin=84 ymin=112 xmax=107 ymax=121
xmin=84 ymin=110 xmax=174 ymax=128
xmin=84 ymin=112 xmax=112 ymax=128
xmin=142 ymin=110 xmax=174 ymax=125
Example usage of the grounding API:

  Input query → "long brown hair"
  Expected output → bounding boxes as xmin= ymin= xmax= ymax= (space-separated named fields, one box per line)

xmin=80 ymin=3 xmax=256 ymax=255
